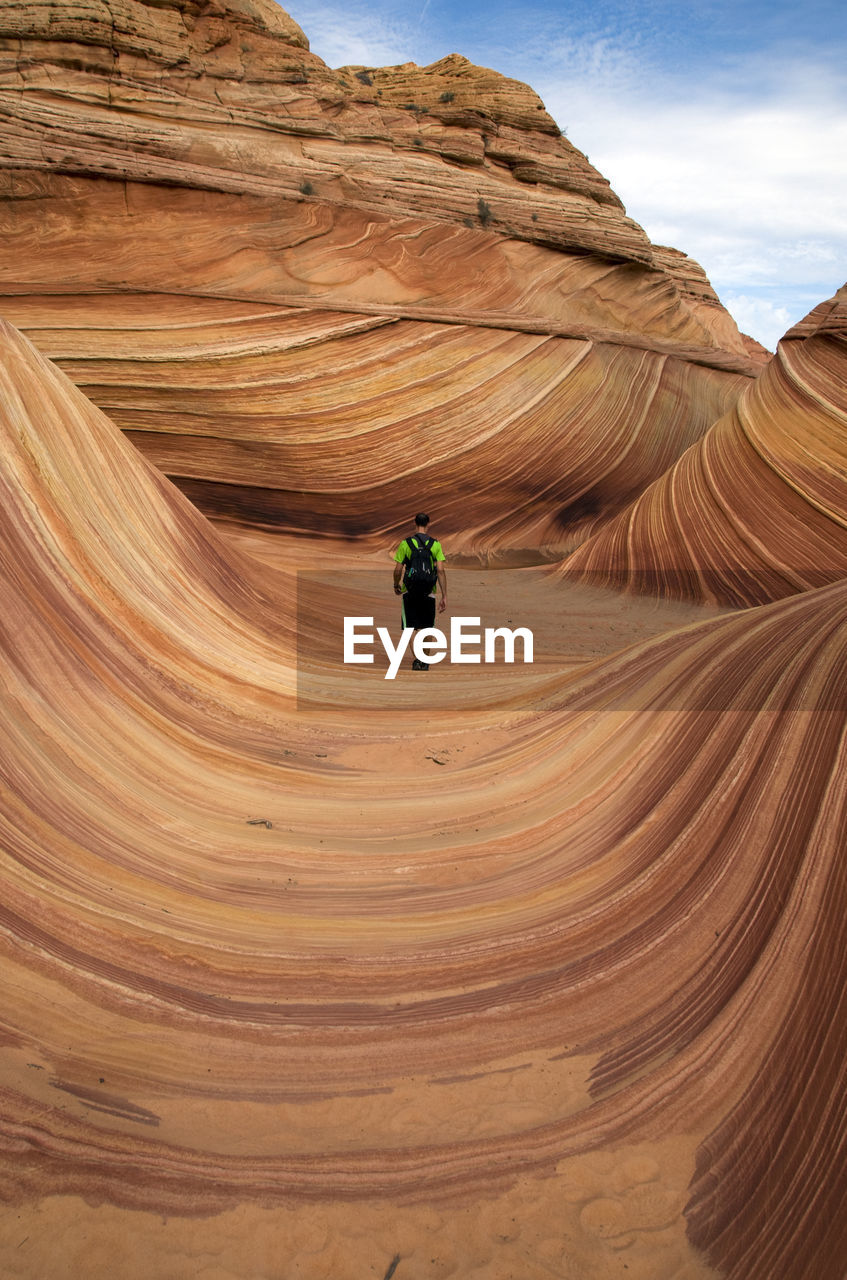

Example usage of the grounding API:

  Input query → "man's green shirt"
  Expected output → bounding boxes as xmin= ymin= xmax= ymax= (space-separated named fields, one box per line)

xmin=394 ymin=535 xmax=445 ymax=594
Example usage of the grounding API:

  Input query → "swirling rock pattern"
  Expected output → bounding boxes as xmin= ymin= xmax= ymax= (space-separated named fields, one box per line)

xmin=563 ymin=286 xmax=847 ymax=603
xmin=0 ymin=0 xmax=764 ymax=550
xmin=1 ymin=307 xmax=846 ymax=1280
xmin=0 ymin=291 xmax=751 ymax=552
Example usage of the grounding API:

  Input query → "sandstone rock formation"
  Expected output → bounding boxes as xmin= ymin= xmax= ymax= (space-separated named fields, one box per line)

xmin=0 ymin=290 xmax=752 ymax=557
xmin=1 ymin=318 xmax=846 ymax=1280
xmin=0 ymin=0 xmax=764 ymax=549
xmin=2 ymin=3 xmax=846 ymax=1277
xmin=562 ymin=286 xmax=847 ymax=604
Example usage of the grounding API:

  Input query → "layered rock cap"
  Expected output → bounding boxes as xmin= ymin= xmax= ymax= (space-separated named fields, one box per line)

xmin=1 ymin=0 xmax=644 ymax=259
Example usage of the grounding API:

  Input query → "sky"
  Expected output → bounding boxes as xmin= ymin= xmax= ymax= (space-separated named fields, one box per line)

xmin=283 ymin=0 xmax=847 ymax=351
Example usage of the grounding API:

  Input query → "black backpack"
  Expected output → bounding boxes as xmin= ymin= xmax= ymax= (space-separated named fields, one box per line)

xmin=404 ymin=534 xmax=438 ymax=594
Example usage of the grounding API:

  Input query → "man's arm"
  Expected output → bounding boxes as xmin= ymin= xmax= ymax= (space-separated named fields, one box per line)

xmin=437 ymin=562 xmax=447 ymax=613
xmin=393 ymin=542 xmax=407 ymax=595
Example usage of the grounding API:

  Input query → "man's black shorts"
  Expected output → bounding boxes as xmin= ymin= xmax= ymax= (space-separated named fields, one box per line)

xmin=401 ymin=590 xmax=436 ymax=630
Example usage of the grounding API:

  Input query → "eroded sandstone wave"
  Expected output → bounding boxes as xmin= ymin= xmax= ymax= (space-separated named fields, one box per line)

xmin=1 ymin=320 xmax=846 ymax=1280
xmin=562 ymin=287 xmax=847 ymax=604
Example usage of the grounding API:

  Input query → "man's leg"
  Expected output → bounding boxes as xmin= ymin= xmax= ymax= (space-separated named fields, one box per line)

xmin=403 ymin=607 xmax=422 ymax=669
xmin=404 ymin=597 xmax=435 ymax=670
xmin=411 ymin=629 xmax=424 ymax=669
xmin=421 ymin=595 xmax=436 ymax=670
xmin=402 ymin=596 xmax=424 ymax=669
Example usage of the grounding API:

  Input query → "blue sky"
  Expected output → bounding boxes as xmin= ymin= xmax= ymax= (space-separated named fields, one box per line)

xmin=284 ymin=0 xmax=847 ymax=350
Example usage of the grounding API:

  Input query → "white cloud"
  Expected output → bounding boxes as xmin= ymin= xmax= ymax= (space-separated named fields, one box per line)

xmin=576 ymin=101 xmax=847 ymax=240
xmin=721 ymin=294 xmax=792 ymax=352
xmin=522 ymin=50 xmax=847 ymax=346
xmin=286 ymin=1 xmax=416 ymax=67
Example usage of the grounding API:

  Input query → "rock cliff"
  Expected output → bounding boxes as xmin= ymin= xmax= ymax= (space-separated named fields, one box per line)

xmin=0 ymin=0 xmax=648 ymax=260
xmin=0 ymin=0 xmax=764 ymax=548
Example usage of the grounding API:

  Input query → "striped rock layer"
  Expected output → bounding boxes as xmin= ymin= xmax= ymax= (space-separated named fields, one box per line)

xmin=0 ymin=291 xmax=751 ymax=557
xmin=1 ymin=315 xmax=847 ymax=1280
xmin=563 ymin=287 xmax=847 ymax=604
xmin=0 ymin=0 xmax=765 ymax=549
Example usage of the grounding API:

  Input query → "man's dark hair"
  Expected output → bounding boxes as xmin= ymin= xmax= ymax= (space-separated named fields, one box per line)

xmin=414 ymin=512 xmax=430 ymax=526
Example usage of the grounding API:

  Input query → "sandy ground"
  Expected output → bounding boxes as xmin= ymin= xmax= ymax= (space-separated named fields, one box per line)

xmin=222 ymin=523 xmax=736 ymax=756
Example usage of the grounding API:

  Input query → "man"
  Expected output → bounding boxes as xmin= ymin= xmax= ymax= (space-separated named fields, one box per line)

xmin=393 ymin=513 xmax=447 ymax=670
